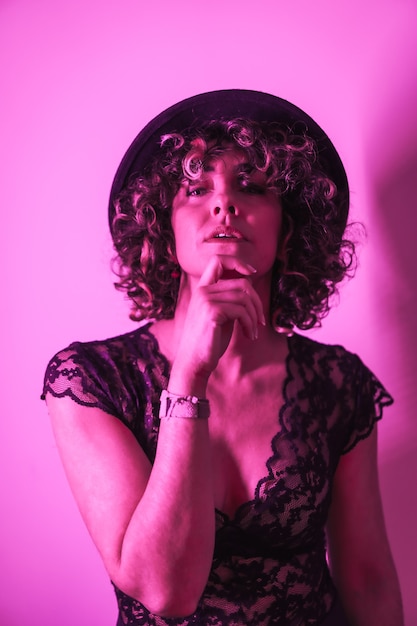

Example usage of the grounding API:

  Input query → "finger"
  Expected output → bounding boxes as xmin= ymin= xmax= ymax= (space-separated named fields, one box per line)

xmin=198 ymin=256 xmax=257 ymax=287
xmin=207 ymin=301 xmax=259 ymax=341
xmin=204 ymin=287 xmax=260 ymax=339
xmin=198 ymin=256 xmax=223 ymax=287
xmin=207 ymin=279 xmax=266 ymax=327
xmin=216 ymin=255 xmax=258 ymax=277
xmin=247 ymin=283 xmax=266 ymax=327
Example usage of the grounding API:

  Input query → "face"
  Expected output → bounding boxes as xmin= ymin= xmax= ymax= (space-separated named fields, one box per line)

xmin=171 ymin=148 xmax=283 ymax=284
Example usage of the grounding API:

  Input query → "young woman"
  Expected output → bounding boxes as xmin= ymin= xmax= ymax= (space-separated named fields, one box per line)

xmin=43 ymin=90 xmax=403 ymax=625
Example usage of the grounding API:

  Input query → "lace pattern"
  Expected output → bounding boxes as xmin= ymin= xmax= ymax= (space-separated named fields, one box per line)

xmin=42 ymin=325 xmax=393 ymax=625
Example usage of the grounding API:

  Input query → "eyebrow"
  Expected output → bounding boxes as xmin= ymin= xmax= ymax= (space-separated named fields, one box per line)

xmin=202 ymin=161 xmax=255 ymax=174
xmin=236 ymin=163 xmax=256 ymax=174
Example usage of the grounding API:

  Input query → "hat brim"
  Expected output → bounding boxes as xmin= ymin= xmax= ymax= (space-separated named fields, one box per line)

xmin=109 ymin=89 xmax=349 ymax=232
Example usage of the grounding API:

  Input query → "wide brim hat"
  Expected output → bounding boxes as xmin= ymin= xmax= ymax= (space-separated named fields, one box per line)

xmin=109 ymin=89 xmax=349 ymax=234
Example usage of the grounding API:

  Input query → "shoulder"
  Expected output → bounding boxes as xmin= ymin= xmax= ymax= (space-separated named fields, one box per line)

xmin=289 ymin=333 xmax=393 ymax=454
xmin=289 ymin=332 xmax=363 ymax=377
xmin=290 ymin=334 xmax=392 ymax=400
xmin=58 ymin=322 xmax=159 ymax=362
xmin=45 ymin=323 xmax=164 ymax=379
xmin=42 ymin=323 xmax=168 ymax=423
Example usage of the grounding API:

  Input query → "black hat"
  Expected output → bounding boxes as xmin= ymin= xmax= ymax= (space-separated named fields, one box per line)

xmin=109 ymin=89 xmax=349 ymax=233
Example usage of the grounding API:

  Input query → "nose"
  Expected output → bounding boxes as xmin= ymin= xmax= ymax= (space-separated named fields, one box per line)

xmin=210 ymin=189 xmax=238 ymax=218
xmin=211 ymin=203 xmax=237 ymax=217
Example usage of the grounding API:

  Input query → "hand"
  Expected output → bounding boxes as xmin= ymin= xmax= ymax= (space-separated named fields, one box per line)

xmin=172 ymin=256 xmax=265 ymax=387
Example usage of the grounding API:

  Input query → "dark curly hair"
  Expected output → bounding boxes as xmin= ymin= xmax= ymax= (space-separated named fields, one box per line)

xmin=111 ymin=118 xmax=356 ymax=330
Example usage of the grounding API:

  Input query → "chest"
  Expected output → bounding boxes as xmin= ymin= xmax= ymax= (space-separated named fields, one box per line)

xmin=205 ymin=376 xmax=336 ymax=529
xmin=207 ymin=381 xmax=285 ymax=519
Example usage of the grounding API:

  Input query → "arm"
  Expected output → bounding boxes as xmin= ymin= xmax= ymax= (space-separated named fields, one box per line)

xmin=47 ymin=395 xmax=215 ymax=617
xmin=326 ymin=426 xmax=404 ymax=626
xmin=47 ymin=256 xmax=263 ymax=617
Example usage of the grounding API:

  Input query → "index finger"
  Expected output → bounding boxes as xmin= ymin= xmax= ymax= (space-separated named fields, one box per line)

xmin=198 ymin=256 xmax=257 ymax=287
xmin=198 ymin=256 xmax=223 ymax=287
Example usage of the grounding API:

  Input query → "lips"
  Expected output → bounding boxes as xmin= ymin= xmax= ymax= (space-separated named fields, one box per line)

xmin=205 ymin=226 xmax=246 ymax=241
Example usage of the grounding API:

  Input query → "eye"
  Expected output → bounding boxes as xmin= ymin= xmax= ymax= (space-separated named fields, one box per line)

xmin=186 ymin=186 xmax=208 ymax=197
xmin=238 ymin=177 xmax=266 ymax=195
xmin=245 ymin=184 xmax=266 ymax=195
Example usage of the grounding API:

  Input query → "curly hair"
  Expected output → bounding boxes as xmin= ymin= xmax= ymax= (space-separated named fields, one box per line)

xmin=111 ymin=118 xmax=356 ymax=330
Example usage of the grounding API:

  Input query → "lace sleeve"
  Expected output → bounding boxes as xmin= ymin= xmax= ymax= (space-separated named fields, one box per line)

xmin=342 ymin=358 xmax=394 ymax=454
xmin=41 ymin=330 xmax=166 ymax=460
xmin=41 ymin=343 xmax=129 ymax=419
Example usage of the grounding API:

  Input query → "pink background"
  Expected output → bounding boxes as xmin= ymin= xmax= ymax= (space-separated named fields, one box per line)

xmin=1 ymin=0 xmax=416 ymax=624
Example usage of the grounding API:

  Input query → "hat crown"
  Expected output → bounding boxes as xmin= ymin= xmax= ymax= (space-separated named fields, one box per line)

xmin=109 ymin=89 xmax=349 ymax=234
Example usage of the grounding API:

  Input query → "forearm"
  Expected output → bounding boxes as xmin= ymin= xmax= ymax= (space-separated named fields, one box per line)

xmin=339 ymin=572 xmax=404 ymax=626
xmin=115 ymin=371 xmax=215 ymax=616
xmin=327 ymin=430 xmax=404 ymax=626
xmin=114 ymin=257 xmax=263 ymax=614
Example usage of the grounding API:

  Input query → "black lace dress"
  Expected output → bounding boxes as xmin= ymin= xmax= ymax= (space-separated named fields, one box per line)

xmin=42 ymin=324 xmax=393 ymax=625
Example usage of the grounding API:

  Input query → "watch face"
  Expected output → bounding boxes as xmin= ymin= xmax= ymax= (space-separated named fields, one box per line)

xmin=159 ymin=390 xmax=210 ymax=419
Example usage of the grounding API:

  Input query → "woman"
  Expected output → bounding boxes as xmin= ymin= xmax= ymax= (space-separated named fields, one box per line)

xmin=42 ymin=90 xmax=403 ymax=625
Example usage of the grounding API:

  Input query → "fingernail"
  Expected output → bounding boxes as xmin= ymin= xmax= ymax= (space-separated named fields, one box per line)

xmin=247 ymin=264 xmax=257 ymax=273
xmin=260 ymin=312 xmax=266 ymax=326
xmin=253 ymin=327 xmax=258 ymax=340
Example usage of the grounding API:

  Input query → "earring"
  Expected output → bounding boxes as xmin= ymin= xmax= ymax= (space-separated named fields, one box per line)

xmin=275 ymin=325 xmax=294 ymax=337
xmin=271 ymin=300 xmax=294 ymax=337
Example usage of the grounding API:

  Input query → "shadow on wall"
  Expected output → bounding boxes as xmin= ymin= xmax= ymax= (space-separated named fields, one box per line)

xmin=377 ymin=144 xmax=417 ymax=343
xmin=365 ymin=75 xmax=417 ymax=626
xmin=370 ymin=97 xmax=417 ymax=426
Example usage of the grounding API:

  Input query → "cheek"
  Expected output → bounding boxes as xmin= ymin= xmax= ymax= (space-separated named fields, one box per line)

xmin=260 ymin=212 xmax=283 ymax=266
xmin=171 ymin=208 xmax=188 ymax=244
xmin=171 ymin=209 xmax=202 ymax=269
xmin=256 ymin=207 xmax=282 ymax=244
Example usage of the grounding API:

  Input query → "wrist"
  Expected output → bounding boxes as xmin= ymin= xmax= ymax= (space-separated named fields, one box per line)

xmin=168 ymin=363 xmax=211 ymax=398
